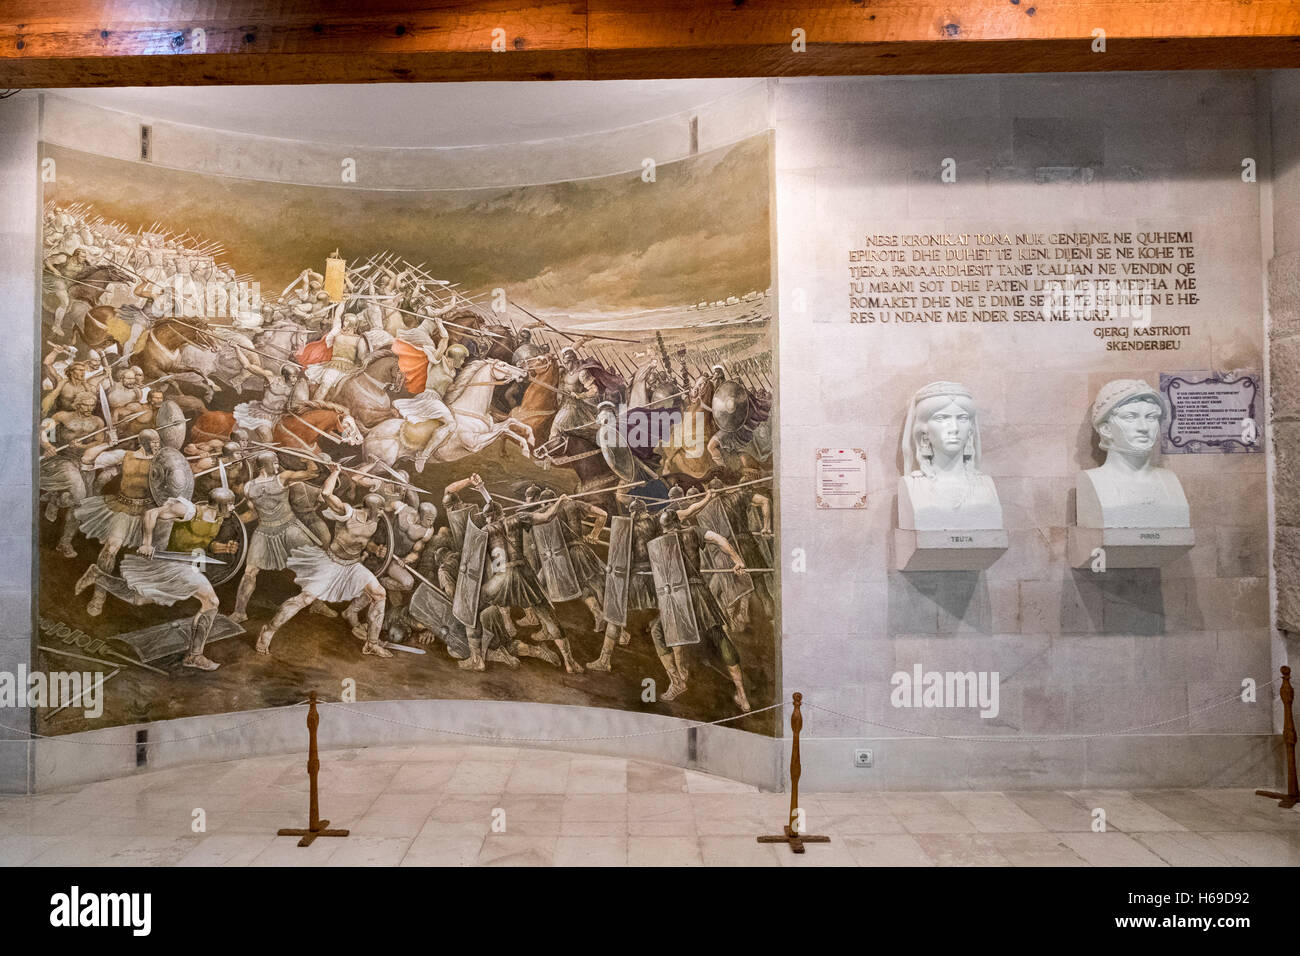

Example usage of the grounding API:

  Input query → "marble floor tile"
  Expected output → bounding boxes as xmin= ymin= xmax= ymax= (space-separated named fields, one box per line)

xmin=1066 ymin=790 xmax=1188 ymax=833
xmin=478 ymin=834 xmax=557 ymax=866
xmin=175 ymin=833 xmax=279 ymax=866
xmin=628 ymin=836 xmax=705 ymax=866
xmin=1058 ymin=832 xmax=1170 ymax=867
xmin=555 ymin=835 xmax=629 ymax=866
xmin=401 ymin=835 xmax=485 ymax=866
xmin=1005 ymin=791 xmax=1094 ymax=832
xmin=942 ymin=792 xmax=1048 ymax=833
xmin=841 ymin=834 xmax=935 ymax=867
xmin=913 ymin=833 xmax=1014 ymax=866
xmin=1133 ymin=831 xmax=1248 ymax=866
xmin=1200 ymin=830 xmax=1300 ymax=866
xmin=982 ymin=832 xmax=1089 ymax=866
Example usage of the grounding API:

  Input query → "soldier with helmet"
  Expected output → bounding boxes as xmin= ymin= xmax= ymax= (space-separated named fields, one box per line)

xmin=257 ymin=465 xmax=393 ymax=659
xmin=462 ymin=500 xmax=579 ymax=673
xmin=652 ymin=506 xmax=752 ymax=713
xmin=392 ymin=311 xmax=471 ymax=472
xmin=589 ymin=496 xmax=661 ymax=675
xmin=72 ymin=427 xmax=163 ymax=616
xmin=40 ymin=391 xmax=104 ymax=557
xmin=81 ymin=491 xmax=239 ymax=671
xmin=231 ymin=450 xmax=320 ymax=623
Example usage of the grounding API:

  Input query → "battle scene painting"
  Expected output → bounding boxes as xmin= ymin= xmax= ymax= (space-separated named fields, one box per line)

xmin=35 ymin=134 xmax=778 ymax=736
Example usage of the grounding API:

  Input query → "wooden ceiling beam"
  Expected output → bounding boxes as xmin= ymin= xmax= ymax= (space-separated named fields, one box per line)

xmin=1 ymin=1 xmax=1297 ymax=87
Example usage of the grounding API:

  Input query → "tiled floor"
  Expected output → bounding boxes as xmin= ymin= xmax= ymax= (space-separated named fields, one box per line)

xmin=2 ymin=745 xmax=1298 ymax=866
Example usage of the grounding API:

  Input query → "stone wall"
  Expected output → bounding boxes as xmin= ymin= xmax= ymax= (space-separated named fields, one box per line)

xmin=775 ymin=73 xmax=1278 ymax=789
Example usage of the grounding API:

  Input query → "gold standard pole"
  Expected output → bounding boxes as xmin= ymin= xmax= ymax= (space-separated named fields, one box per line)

xmin=1256 ymin=666 xmax=1299 ymax=809
xmin=758 ymin=692 xmax=831 ymax=854
xmin=277 ymin=692 xmax=350 ymax=847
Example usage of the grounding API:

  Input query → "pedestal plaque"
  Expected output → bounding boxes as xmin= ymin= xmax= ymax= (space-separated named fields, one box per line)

xmin=894 ymin=528 xmax=1009 ymax=571
xmin=1067 ymin=525 xmax=1194 ymax=569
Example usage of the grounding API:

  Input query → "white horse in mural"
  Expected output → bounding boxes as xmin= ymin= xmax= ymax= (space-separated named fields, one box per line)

xmin=362 ymin=358 xmax=534 ymax=468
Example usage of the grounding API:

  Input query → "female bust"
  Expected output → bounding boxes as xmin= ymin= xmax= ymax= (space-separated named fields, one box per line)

xmin=898 ymin=381 xmax=1003 ymax=531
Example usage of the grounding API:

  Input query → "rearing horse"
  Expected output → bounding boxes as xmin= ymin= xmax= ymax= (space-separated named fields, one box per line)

xmin=362 ymin=358 xmax=532 ymax=468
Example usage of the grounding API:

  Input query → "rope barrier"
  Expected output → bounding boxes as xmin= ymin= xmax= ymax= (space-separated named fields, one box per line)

xmin=0 ymin=675 xmax=1279 ymax=748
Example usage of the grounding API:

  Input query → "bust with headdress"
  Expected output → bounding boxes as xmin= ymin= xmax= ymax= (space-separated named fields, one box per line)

xmin=898 ymin=381 xmax=1004 ymax=532
xmin=1077 ymin=378 xmax=1189 ymax=528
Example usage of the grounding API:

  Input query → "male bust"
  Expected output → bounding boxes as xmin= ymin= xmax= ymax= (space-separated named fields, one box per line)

xmin=897 ymin=381 xmax=1003 ymax=531
xmin=1077 ymin=379 xmax=1190 ymax=529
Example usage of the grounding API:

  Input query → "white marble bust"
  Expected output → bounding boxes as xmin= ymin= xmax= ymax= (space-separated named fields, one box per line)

xmin=1077 ymin=379 xmax=1190 ymax=529
xmin=897 ymin=381 xmax=1004 ymax=531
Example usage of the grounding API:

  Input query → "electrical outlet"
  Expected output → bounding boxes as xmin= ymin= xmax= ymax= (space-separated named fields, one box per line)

xmin=854 ymin=749 xmax=873 ymax=768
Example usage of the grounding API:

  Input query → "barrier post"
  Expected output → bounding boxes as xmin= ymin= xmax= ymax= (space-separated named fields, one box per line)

xmin=278 ymin=692 xmax=350 ymax=847
xmin=758 ymin=692 xmax=831 ymax=854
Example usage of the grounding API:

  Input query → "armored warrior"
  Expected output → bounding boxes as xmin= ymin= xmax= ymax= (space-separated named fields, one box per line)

xmin=39 ymin=392 xmax=103 ymax=557
xmin=462 ymin=500 xmax=581 ymax=673
xmin=72 ymin=428 xmax=162 ymax=616
xmin=305 ymin=312 xmax=369 ymax=401
xmin=257 ymin=466 xmax=393 ymax=659
xmin=119 ymin=279 xmax=175 ymax=363
xmin=233 ymin=364 xmax=311 ymax=444
xmin=82 ymin=491 xmax=239 ymax=671
xmin=551 ymin=347 xmax=600 ymax=435
xmin=392 ymin=311 xmax=471 ymax=471
xmin=653 ymin=506 xmax=751 ymax=712
xmin=381 ymin=500 xmax=439 ymax=595
xmin=589 ymin=497 xmax=661 ymax=675
xmin=231 ymin=451 xmax=321 ymax=622
xmin=702 ymin=477 xmax=775 ymax=629
xmin=531 ymin=489 xmax=608 ymax=631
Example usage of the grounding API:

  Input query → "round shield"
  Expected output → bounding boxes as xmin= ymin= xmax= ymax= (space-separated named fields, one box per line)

xmin=597 ymin=421 xmax=641 ymax=483
xmin=203 ymin=513 xmax=248 ymax=588
xmin=148 ymin=445 xmax=195 ymax=504
xmin=155 ymin=399 xmax=187 ymax=449
xmin=362 ymin=510 xmax=395 ymax=577
xmin=711 ymin=380 xmax=751 ymax=434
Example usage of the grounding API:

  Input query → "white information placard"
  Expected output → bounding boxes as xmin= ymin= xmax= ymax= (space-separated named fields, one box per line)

xmin=815 ymin=448 xmax=868 ymax=509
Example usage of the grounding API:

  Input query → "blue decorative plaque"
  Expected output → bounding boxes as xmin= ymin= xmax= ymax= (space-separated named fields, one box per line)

xmin=1160 ymin=370 xmax=1262 ymax=454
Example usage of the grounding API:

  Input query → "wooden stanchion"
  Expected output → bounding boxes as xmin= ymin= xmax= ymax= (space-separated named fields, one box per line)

xmin=1256 ymin=665 xmax=1299 ymax=810
xmin=758 ymin=692 xmax=831 ymax=854
xmin=277 ymin=692 xmax=350 ymax=847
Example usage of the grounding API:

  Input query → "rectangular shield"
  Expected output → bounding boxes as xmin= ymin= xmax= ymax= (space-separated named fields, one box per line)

xmin=410 ymin=582 xmax=469 ymax=659
xmin=648 ymin=532 xmax=700 ymax=647
xmin=452 ymin=517 xmax=488 ymax=627
xmin=698 ymin=497 xmax=754 ymax=607
xmin=602 ymin=515 xmax=633 ymax=626
xmin=447 ymin=506 xmax=473 ymax=548
xmin=534 ymin=518 xmax=581 ymax=603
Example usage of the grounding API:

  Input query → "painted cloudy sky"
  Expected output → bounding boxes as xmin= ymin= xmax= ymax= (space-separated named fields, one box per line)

xmin=44 ymin=135 xmax=771 ymax=315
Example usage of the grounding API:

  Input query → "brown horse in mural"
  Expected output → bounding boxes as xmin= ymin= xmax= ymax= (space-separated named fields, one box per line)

xmin=334 ymin=350 xmax=406 ymax=429
xmin=507 ymin=352 xmax=559 ymax=445
xmin=192 ymin=404 xmax=363 ymax=458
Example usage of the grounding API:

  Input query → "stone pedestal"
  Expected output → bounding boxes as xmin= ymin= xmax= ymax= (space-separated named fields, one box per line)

xmin=1067 ymin=525 xmax=1195 ymax=569
xmin=894 ymin=528 xmax=1009 ymax=571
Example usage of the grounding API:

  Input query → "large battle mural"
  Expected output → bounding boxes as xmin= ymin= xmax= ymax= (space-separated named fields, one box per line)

xmin=35 ymin=135 xmax=778 ymax=736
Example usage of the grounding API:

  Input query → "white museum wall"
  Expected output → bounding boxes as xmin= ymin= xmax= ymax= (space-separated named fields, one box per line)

xmin=0 ymin=93 xmax=38 ymax=794
xmin=775 ymin=72 xmax=1282 ymax=790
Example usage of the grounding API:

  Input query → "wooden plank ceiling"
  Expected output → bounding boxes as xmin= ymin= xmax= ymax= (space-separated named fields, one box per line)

xmin=1 ymin=0 xmax=1298 ymax=87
